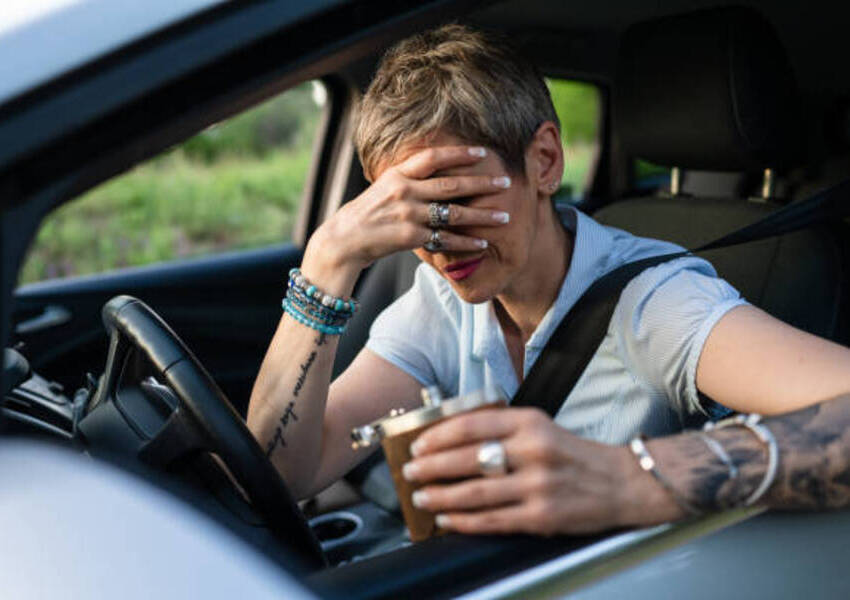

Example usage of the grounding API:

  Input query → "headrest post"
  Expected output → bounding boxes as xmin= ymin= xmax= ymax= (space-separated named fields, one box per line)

xmin=670 ymin=167 xmax=681 ymax=196
xmin=761 ymin=168 xmax=774 ymax=199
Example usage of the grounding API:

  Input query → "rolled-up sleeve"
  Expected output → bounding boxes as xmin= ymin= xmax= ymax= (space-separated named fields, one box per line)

xmin=611 ymin=257 xmax=749 ymax=418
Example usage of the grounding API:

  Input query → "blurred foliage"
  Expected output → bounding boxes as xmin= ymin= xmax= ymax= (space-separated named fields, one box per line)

xmin=178 ymin=84 xmax=320 ymax=163
xmin=20 ymin=82 xmax=322 ymax=284
xmin=546 ymin=79 xmax=600 ymax=145
xmin=21 ymin=79 xmax=604 ymax=284
xmin=21 ymin=149 xmax=312 ymax=284
xmin=547 ymin=79 xmax=601 ymax=196
xmin=634 ymin=159 xmax=671 ymax=180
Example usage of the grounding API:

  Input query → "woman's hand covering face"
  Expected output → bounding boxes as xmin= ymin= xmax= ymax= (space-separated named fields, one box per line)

xmin=401 ymin=407 xmax=678 ymax=536
xmin=307 ymin=145 xmax=512 ymax=274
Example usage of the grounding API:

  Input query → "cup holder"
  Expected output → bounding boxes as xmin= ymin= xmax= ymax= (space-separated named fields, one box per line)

xmin=309 ymin=511 xmax=363 ymax=549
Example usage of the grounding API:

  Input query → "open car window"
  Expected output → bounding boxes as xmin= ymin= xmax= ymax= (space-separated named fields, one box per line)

xmin=18 ymin=80 xmax=327 ymax=285
xmin=545 ymin=78 xmax=602 ymax=202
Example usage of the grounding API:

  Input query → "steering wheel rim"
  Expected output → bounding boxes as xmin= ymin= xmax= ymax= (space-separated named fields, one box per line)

xmin=97 ymin=295 xmax=326 ymax=570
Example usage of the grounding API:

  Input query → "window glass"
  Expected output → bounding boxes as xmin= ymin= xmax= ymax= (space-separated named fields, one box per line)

xmin=19 ymin=81 xmax=326 ymax=285
xmin=545 ymin=79 xmax=601 ymax=200
xmin=634 ymin=159 xmax=672 ymax=192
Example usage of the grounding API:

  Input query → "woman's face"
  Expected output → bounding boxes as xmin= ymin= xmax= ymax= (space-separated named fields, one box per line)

xmin=386 ymin=131 xmax=546 ymax=304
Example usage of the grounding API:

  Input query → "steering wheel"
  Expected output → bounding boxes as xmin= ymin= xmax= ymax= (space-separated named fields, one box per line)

xmin=92 ymin=295 xmax=326 ymax=569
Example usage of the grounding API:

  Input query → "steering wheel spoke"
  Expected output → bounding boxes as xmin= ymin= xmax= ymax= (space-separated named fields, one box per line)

xmin=88 ymin=295 xmax=326 ymax=569
xmin=138 ymin=406 xmax=208 ymax=467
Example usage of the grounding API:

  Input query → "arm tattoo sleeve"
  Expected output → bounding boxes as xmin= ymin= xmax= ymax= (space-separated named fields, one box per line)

xmin=650 ymin=394 xmax=850 ymax=512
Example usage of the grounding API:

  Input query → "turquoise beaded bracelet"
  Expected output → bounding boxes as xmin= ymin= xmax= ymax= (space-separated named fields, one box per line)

xmin=287 ymin=294 xmax=349 ymax=325
xmin=282 ymin=298 xmax=347 ymax=335
xmin=282 ymin=268 xmax=359 ymax=335
xmin=288 ymin=268 xmax=358 ymax=315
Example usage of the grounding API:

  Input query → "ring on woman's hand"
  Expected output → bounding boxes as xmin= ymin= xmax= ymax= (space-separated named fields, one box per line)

xmin=423 ymin=228 xmax=443 ymax=252
xmin=477 ymin=440 xmax=508 ymax=477
xmin=428 ymin=202 xmax=451 ymax=228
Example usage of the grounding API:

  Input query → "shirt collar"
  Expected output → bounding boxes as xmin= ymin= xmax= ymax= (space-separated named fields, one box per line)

xmin=471 ymin=206 xmax=617 ymax=365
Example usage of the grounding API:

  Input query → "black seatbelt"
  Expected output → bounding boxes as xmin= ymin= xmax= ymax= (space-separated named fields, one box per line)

xmin=512 ymin=179 xmax=850 ymax=417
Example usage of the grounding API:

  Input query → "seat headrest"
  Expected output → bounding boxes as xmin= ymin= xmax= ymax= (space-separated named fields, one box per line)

xmin=615 ymin=7 xmax=802 ymax=171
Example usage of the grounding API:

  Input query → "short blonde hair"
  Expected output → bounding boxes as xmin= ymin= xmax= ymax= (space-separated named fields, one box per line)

xmin=354 ymin=24 xmax=559 ymax=181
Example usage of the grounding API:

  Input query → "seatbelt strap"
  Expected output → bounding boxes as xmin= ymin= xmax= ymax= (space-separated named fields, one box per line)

xmin=512 ymin=179 xmax=850 ymax=417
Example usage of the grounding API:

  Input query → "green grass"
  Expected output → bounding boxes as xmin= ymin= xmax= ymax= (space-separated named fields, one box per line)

xmin=20 ymin=148 xmax=311 ymax=284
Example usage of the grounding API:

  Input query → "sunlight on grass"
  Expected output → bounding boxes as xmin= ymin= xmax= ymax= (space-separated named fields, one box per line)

xmin=20 ymin=148 xmax=311 ymax=284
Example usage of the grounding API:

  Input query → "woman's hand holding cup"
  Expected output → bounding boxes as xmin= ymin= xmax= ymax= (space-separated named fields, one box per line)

xmin=400 ymin=407 xmax=676 ymax=536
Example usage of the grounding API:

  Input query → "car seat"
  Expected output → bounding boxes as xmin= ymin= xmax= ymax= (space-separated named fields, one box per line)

xmin=596 ymin=7 xmax=848 ymax=342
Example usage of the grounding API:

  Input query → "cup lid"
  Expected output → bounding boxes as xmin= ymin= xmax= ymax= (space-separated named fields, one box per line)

xmin=350 ymin=385 xmax=505 ymax=449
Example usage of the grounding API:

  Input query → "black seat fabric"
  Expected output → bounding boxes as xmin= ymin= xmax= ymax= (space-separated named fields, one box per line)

xmin=594 ymin=197 xmax=845 ymax=339
xmin=600 ymin=6 xmax=847 ymax=342
xmin=615 ymin=6 xmax=802 ymax=172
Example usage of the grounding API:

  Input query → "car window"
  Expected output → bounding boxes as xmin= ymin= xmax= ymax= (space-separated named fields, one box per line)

xmin=634 ymin=159 xmax=672 ymax=193
xmin=546 ymin=78 xmax=601 ymax=201
xmin=19 ymin=80 xmax=327 ymax=285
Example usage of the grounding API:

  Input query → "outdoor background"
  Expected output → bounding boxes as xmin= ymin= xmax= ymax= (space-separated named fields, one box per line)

xmin=20 ymin=79 xmax=601 ymax=284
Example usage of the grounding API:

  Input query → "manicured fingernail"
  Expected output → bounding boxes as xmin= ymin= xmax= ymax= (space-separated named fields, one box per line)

xmin=402 ymin=462 xmax=420 ymax=481
xmin=468 ymin=147 xmax=487 ymax=157
xmin=410 ymin=439 xmax=426 ymax=457
xmin=475 ymin=239 xmax=488 ymax=248
xmin=492 ymin=176 xmax=511 ymax=189
xmin=412 ymin=490 xmax=429 ymax=508
xmin=435 ymin=514 xmax=451 ymax=529
xmin=492 ymin=211 xmax=510 ymax=223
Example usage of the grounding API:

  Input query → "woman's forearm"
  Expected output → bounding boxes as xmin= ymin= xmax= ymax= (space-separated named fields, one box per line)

xmin=247 ymin=316 xmax=340 ymax=497
xmin=644 ymin=394 xmax=850 ymax=517
xmin=247 ymin=242 xmax=360 ymax=498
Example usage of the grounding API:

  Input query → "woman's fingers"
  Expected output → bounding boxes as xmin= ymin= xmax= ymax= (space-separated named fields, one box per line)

xmin=409 ymin=200 xmax=510 ymax=228
xmin=397 ymin=145 xmax=488 ymax=179
xmin=416 ymin=227 xmax=489 ymax=252
xmin=411 ymin=408 xmax=533 ymax=456
xmin=403 ymin=443 xmax=483 ymax=482
xmin=412 ymin=473 xmax=526 ymax=512
xmin=412 ymin=173 xmax=511 ymax=202
xmin=436 ymin=504 xmax=532 ymax=536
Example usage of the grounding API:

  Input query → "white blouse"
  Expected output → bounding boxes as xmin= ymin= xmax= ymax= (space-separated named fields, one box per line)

xmin=365 ymin=207 xmax=747 ymax=443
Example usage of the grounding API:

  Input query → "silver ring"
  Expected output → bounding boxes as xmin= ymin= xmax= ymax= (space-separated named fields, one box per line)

xmin=428 ymin=202 xmax=451 ymax=228
xmin=423 ymin=228 xmax=443 ymax=252
xmin=477 ymin=440 xmax=508 ymax=477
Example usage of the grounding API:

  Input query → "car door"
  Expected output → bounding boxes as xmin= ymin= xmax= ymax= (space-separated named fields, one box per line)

xmin=11 ymin=81 xmax=331 ymax=414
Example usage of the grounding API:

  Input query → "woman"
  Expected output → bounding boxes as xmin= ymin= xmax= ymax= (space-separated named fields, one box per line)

xmin=248 ymin=25 xmax=850 ymax=535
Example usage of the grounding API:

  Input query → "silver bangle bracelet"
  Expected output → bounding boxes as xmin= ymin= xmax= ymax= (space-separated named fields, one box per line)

xmin=704 ymin=413 xmax=779 ymax=507
xmin=629 ymin=435 xmax=703 ymax=516
xmin=697 ymin=432 xmax=739 ymax=481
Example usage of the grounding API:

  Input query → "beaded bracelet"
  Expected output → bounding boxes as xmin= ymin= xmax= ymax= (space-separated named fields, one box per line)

xmin=284 ymin=299 xmax=348 ymax=328
xmin=282 ymin=298 xmax=347 ymax=335
xmin=282 ymin=268 xmax=359 ymax=335
xmin=286 ymin=293 xmax=350 ymax=325
xmin=288 ymin=268 xmax=359 ymax=315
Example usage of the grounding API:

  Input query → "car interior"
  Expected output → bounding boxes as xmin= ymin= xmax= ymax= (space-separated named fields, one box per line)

xmin=4 ymin=0 xmax=850 ymax=598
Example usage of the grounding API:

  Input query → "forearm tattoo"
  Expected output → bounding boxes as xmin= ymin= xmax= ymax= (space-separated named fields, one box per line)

xmin=265 ymin=333 xmax=328 ymax=458
xmin=653 ymin=394 xmax=850 ymax=512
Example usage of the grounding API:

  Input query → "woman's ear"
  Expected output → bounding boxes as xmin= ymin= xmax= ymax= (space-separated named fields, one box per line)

xmin=527 ymin=121 xmax=564 ymax=197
